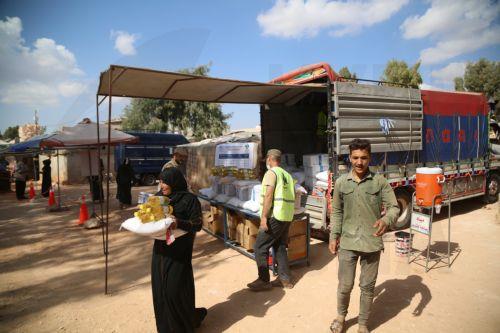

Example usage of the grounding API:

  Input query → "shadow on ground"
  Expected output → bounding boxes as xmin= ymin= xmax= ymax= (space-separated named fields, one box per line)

xmin=344 ymin=275 xmax=432 ymax=331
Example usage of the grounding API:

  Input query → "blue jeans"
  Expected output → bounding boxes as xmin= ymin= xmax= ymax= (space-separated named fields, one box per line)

xmin=254 ymin=217 xmax=291 ymax=282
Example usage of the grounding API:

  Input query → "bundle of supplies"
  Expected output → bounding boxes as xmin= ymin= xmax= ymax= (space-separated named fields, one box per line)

xmin=121 ymin=196 xmax=186 ymax=240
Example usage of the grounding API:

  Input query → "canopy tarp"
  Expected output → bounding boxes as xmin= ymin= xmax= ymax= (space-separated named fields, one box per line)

xmin=40 ymin=122 xmax=138 ymax=148
xmin=97 ymin=65 xmax=325 ymax=104
xmin=7 ymin=134 xmax=55 ymax=153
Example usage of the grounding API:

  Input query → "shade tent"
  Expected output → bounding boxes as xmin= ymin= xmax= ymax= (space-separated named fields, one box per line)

xmin=96 ymin=64 xmax=326 ymax=294
xmin=40 ymin=122 xmax=138 ymax=148
xmin=7 ymin=134 xmax=55 ymax=153
xmin=38 ymin=123 xmax=138 ymax=234
xmin=97 ymin=65 xmax=325 ymax=104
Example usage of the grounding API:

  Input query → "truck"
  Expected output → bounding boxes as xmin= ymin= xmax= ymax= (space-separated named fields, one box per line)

xmin=114 ymin=132 xmax=189 ymax=186
xmin=261 ymin=62 xmax=499 ymax=237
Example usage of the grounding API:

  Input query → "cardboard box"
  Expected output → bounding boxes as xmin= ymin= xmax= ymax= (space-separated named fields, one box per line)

xmin=244 ymin=234 xmax=257 ymax=252
xmin=202 ymin=211 xmax=214 ymax=229
xmin=227 ymin=211 xmax=242 ymax=230
xmin=236 ymin=222 xmax=245 ymax=245
xmin=228 ymin=227 xmax=237 ymax=240
xmin=245 ymin=219 xmax=260 ymax=236
xmin=287 ymin=234 xmax=307 ymax=261
xmin=288 ymin=219 xmax=307 ymax=237
xmin=209 ymin=214 xmax=224 ymax=235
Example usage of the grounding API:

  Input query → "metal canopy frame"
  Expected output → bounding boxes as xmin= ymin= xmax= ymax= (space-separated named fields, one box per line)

xmin=96 ymin=64 xmax=324 ymax=294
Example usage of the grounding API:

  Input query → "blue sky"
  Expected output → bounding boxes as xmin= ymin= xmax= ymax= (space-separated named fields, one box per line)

xmin=0 ymin=0 xmax=499 ymax=134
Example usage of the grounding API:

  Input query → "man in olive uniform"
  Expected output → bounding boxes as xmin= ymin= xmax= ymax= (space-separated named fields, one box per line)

xmin=329 ymin=139 xmax=399 ymax=333
xmin=162 ymin=147 xmax=188 ymax=175
xmin=247 ymin=149 xmax=295 ymax=291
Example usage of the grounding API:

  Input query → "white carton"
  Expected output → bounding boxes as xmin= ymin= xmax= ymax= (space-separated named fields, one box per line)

xmin=304 ymin=165 xmax=328 ymax=177
xmin=303 ymin=154 xmax=328 ymax=167
xmin=215 ymin=142 xmax=258 ymax=169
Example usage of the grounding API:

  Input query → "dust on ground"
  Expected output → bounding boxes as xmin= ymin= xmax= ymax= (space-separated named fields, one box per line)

xmin=0 ymin=184 xmax=499 ymax=332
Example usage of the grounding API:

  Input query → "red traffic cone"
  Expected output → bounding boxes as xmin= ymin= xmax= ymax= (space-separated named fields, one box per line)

xmin=48 ymin=187 xmax=56 ymax=206
xmin=78 ymin=195 xmax=89 ymax=225
xmin=29 ymin=181 xmax=36 ymax=201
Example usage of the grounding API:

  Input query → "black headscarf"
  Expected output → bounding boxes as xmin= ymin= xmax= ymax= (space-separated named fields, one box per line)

xmin=159 ymin=167 xmax=201 ymax=233
xmin=160 ymin=167 xmax=188 ymax=200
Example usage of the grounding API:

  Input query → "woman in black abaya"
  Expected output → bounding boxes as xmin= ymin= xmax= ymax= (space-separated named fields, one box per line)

xmin=41 ymin=159 xmax=51 ymax=197
xmin=152 ymin=167 xmax=207 ymax=333
xmin=116 ymin=158 xmax=134 ymax=209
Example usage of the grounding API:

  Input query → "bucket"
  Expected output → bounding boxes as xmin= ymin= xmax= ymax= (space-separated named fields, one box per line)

xmin=395 ymin=231 xmax=412 ymax=257
xmin=416 ymin=167 xmax=445 ymax=207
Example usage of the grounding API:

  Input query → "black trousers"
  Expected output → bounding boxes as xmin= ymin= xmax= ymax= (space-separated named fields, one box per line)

xmin=15 ymin=180 xmax=26 ymax=199
xmin=253 ymin=217 xmax=292 ymax=282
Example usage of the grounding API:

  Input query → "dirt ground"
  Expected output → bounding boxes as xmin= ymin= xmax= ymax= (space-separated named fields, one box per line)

xmin=0 ymin=183 xmax=499 ymax=333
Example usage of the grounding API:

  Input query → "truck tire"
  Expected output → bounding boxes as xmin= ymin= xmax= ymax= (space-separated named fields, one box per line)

xmin=484 ymin=173 xmax=499 ymax=204
xmin=392 ymin=188 xmax=412 ymax=230
xmin=141 ymin=174 xmax=157 ymax=186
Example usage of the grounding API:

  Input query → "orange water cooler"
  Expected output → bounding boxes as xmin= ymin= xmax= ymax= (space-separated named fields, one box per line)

xmin=415 ymin=167 xmax=445 ymax=207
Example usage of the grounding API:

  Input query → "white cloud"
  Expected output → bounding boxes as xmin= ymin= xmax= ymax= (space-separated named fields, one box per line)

xmin=2 ymin=80 xmax=59 ymax=107
xmin=419 ymin=83 xmax=447 ymax=91
xmin=257 ymin=0 xmax=409 ymax=38
xmin=58 ymin=81 xmax=88 ymax=97
xmin=401 ymin=0 xmax=500 ymax=64
xmin=111 ymin=30 xmax=139 ymax=56
xmin=0 ymin=16 xmax=85 ymax=108
xmin=430 ymin=62 xmax=466 ymax=84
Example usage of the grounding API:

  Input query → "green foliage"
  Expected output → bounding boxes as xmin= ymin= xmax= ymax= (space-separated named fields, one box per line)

xmin=121 ymin=64 xmax=231 ymax=140
xmin=338 ymin=66 xmax=357 ymax=80
xmin=454 ymin=77 xmax=465 ymax=91
xmin=454 ymin=58 xmax=499 ymax=100
xmin=380 ymin=60 xmax=422 ymax=88
xmin=3 ymin=126 xmax=19 ymax=140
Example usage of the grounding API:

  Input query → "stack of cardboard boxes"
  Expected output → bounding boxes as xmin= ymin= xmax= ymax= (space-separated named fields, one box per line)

xmin=227 ymin=211 xmax=259 ymax=251
xmin=201 ymin=203 xmax=308 ymax=262
xmin=202 ymin=206 xmax=224 ymax=235
xmin=287 ymin=218 xmax=308 ymax=261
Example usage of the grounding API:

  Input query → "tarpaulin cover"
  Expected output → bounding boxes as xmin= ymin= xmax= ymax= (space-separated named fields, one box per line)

xmin=367 ymin=90 xmax=489 ymax=165
xmin=7 ymin=134 xmax=55 ymax=153
xmin=97 ymin=65 xmax=325 ymax=104
xmin=41 ymin=122 xmax=138 ymax=148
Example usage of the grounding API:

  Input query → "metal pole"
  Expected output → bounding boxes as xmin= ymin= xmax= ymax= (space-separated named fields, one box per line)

xmin=88 ymin=148 xmax=95 ymax=216
xmin=96 ymin=94 xmax=107 ymax=294
xmin=448 ymin=196 xmax=451 ymax=267
xmin=104 ymin=67 xmax=114 ymax=295
xmin=56 ymin=149 xmax=61 ymax=208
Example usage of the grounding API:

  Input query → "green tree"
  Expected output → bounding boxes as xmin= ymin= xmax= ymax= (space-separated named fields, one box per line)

xmin=121 ymin=64 xmax=231 ymax=140
xmin=338 ymin=66 xmax=357 ymax=80
xmin=454 ymin=77 xmax=465 ymax=91
xmin=380 ymin=60 xmax=422 ymax=88
xmin=3 ymin=126 xmax=19 ymax=141
xmin=453 ymin=58 xmax=500 ymax=100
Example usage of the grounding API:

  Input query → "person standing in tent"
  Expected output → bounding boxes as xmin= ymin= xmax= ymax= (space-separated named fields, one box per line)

xmin=116 ymin=158 xmax=134 ymax=209
xmin=248 ymin=149 xmax=295 ymax=291
xmin=152 ymin=167 xmax=207 ymax=332
xmin=89 ymin=159 xmax=104 ymax=202
xmin=40 ymin=159 xmax=52 ymax=197
xmin=14 ymin=157 xmax=29 ymax=200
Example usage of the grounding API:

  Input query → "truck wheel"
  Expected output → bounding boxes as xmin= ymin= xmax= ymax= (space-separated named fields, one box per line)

xmin=141 ymin=174 xmax=157 ymax=186
xmin=484 ymin=173 xmax=499 ymax=204
xmin=392 ymin=188 xmax=412 ymax=230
